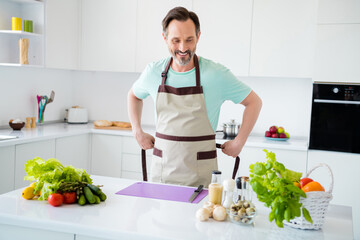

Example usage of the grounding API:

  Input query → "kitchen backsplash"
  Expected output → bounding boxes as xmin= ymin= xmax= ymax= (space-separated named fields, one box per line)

xmin=0 ymin=66 xmax=312 ymax=138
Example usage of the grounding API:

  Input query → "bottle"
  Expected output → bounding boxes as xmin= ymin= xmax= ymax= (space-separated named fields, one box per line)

xmin=222 ymin=179 xmax=235 ymax=209
xmin=208 ymin=170 xmax=223 ymax=205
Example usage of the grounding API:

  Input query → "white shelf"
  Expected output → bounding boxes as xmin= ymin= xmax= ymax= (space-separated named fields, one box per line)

xmin=0 ymin=30 xmax=42 ymax=37
xmin=6 ymin=0 xmax=43 ymax=4
xmin=0 ymin=63 xmax=44 ymax=67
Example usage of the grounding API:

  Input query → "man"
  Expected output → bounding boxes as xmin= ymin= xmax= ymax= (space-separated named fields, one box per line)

xmin=128 ymin=7 xmax=262 ymax=187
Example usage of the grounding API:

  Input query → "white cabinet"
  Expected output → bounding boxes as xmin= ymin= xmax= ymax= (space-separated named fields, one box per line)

xmin=249 ymin=0 xmax=318 ymax=78
xmin=0 ymin=0 xmax=44 ymax=67
xmin=91 ymin=134 xmax=122 ymax=177
xmin=79 ymin=0 xmax=137 ymax=72
xmin=0 ymin=224 xmax=74 ymax=240
xmin=15 ymin=139 xmax=55 ymax=189
xmin=313 ymin=24 xmax=360 ymax=83
xmin=45 ymin=0 xmax=80 ymax=70
xmin=193 ymin=0 xmax=253 ymax=77
xmin=0 ymin=146 xmax=15 ymax=194
xmin=318 ymin=0 xmax=360 ymax=24
xmin=55 ymin=134 xmax=90 ymax=171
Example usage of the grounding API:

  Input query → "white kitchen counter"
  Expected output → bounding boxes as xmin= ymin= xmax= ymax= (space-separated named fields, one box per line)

xmin=0 ymin=123 xmax=308 ymax=151
xmin=0 ymin=175 xmax=353 ymax=240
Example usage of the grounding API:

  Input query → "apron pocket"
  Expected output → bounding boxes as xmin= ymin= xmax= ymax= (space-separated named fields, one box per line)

xmin=197 ymin=150 xmax=217 ymax=160
xmin=153 ymin=147 xmax=163 ymax=157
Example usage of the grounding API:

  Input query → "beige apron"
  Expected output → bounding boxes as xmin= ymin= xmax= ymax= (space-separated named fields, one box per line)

xmin=150 ymin=55 xmax=217 ymax=187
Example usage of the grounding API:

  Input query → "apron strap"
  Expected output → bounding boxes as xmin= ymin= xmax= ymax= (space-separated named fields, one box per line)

xmin=216 ymin=144 xmax=240 ymax=180
xmin=161 ymin=54 xmax=200 ymax=87
xmin=141 ymin=149 xmax=148 ymax=181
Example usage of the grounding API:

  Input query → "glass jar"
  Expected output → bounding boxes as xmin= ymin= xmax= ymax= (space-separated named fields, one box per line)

xmin=208 ymin=170 xmax=223 ymax=205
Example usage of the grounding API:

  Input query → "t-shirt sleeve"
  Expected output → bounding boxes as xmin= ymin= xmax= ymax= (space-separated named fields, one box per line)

xmin=219 ymin=67 xmax=252 ymax=104
xmin=132 ymin=64 xmax=151 ymax=100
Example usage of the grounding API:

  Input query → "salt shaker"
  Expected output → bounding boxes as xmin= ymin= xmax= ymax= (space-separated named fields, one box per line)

xmin=222 ymin=179 xmax=235 ymax=209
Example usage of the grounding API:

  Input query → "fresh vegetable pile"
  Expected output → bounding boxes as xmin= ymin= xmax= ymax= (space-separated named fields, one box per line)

xmin=249 ymin=150 xmax=312 ymax=227
xmin=22 ymin=157 xmax=107 ymax=206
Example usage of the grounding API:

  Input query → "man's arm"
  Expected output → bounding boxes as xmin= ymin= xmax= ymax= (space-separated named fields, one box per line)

xmin=127 ymin=88 xmax=155 ymax=150
xmin=221 ymin=90 xmax=262 ymax=157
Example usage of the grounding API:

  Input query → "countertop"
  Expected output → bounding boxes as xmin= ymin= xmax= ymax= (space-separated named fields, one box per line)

xmin=0 ymin=123 xmax=308 ymax=151
xmin=0 ymin=175 xmax=353 ymax=240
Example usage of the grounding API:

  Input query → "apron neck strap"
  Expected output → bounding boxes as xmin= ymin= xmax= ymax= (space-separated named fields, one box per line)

xmin=161 ymin=54 xmax=200 ymax=87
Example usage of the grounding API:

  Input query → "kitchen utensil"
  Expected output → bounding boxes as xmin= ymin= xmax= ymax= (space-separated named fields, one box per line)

xmin=223 ymin=119 xmax=240 ymax=137
xmin=116 ymin=182 xmax=208 ymax=204
xmin=188 ymin=185 xmax=204 ymax=203
xmin=38 ymin=96 xmax=47 ymax=123
xmin=42 ymin=91 xmax=55 ymax=117
xmin=9 ymin=122 xmax=25 ymax=130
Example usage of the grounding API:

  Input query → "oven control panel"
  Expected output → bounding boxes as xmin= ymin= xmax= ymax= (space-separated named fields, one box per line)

xmin=314 ymin=83 xmax=360 ymax=101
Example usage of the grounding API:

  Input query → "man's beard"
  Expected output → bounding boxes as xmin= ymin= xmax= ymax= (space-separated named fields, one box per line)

xmin=170 ymin=48 xmax=196 ymax=66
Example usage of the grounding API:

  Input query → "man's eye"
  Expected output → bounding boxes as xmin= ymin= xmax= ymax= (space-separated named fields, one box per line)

xmin=173 ymin=40 xmax=180 ymax=43
xmin=186 ymin=39 xmax=193 ymax=42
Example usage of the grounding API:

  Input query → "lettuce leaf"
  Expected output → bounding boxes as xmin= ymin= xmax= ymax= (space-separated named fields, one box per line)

xmin=24 ymin=157 xmax=92 ymax=200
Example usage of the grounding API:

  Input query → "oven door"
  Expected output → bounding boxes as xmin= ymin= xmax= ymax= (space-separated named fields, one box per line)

xmin=309 ymin=99 xmax=360 ymax=153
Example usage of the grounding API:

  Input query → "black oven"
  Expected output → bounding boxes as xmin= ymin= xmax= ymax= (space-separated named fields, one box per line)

xmin=309 ymin=83 xmax=360 ymax=154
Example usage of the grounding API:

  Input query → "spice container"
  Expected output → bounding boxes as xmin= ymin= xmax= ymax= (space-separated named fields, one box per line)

xmin=208 ymin=170 xmax=223 ymax=205
xmin=222 ymin=179 xmax=235 ymax=209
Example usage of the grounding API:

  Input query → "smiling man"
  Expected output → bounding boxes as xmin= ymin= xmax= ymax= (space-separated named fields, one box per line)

xmin=128 ymin=7 xmax=262 ymax=187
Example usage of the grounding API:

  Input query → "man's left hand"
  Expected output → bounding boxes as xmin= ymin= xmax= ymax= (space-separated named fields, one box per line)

xmin=221 ymin=139 xmax=244 ymax=158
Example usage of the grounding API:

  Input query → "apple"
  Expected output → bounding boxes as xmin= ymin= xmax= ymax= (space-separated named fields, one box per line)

xmin=277 ymin=127 xmax=285 ymax=134
xmin=279 ymin=133 xmax=287 ymax=138
xmin=265 ymin=131 xmax=272 ymax=137
xmin=285 ymin=132 xmax=290 ymax=138
xmin=271 ymin=133 xmax=278 ymax=138
xmin=300 ymin=178 xmax=313 ymax=188
xmin=269 ymin=126 xmax=277 ymax=134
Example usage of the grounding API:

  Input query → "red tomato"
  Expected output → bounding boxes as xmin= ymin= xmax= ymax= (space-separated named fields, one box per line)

xmin=300 ymin=178 xmax=314 ymax=188
xmin=63 ymin=192 xmax=77 ymax=204
xmin=48 ymin=193 xmax=64 ymax=207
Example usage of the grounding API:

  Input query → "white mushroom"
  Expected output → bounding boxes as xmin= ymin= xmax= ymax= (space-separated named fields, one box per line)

xmin=213 ymin=206 xmax=227 ymax=221
xmin=196 ymin=208 xmax=210 ymax=221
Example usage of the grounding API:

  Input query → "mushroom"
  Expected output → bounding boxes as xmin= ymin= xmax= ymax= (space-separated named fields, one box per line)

xmin=196 ymin=208 xmax=210 ymax=221
xmin=213 ymin=206 xmax=227 ymax=221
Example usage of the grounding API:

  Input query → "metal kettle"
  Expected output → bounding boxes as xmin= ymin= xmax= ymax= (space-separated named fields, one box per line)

xmin=223 ymin=119 xmax=240 ymax=137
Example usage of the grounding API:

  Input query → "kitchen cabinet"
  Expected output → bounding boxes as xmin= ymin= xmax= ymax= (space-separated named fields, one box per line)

xmin=45 ymin=0 xmax=80 ymax=70
xmin=318 ymin=0 xmax=360 ymax=24
xmin=55 ymin=134 xmax=90 ymax=171
xmin=0 ymin=0 xmax=44 ymax=67
xmin=79 ymin=0 xmax=137 ymax=72
xmin=15 ymin=139 xmax=55 ymax=189
xmin=0 ymin=146 xmax=15 ymax=194
xmin=135 ymin=0 xmax=193 ymax=72
xmin=313 ymin=24 xmax=360 ymax=83
xmin=249 ymin=0 xmax=318 ymax=78
xmin=193 ymin=0 xmax=253 ymax=77
xmin=0 ymin=224 xmax=73 ymax=240
xmin=91 ymin=134 xmax=122 ymax=177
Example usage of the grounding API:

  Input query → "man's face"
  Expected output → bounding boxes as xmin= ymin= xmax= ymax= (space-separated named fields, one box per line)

xmin=163 ymin=19 xmax=200 ymax=66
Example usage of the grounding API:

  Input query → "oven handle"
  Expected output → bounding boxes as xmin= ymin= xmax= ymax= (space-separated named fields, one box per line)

xmin=314 ymin=99 xmax=360 ymax=105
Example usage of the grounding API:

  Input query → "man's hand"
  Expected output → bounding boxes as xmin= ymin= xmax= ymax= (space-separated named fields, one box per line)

xmin=221 ymin=139 xmax=244 ymax=158
xmin=134 ymin=130 xmax=155 ymax=150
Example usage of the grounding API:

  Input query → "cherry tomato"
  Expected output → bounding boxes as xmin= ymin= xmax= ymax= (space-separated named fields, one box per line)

xmin=63 ymin=192 xmax=77 ymax=204
xmin=300 ymin=178 xmax=313 ymax=188
xmin=48 ymin=193 xmax=64 ymax=207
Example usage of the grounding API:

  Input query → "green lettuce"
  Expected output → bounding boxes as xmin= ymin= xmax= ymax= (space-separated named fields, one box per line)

xmin=24 ymin=157 xmax=92 ymax=200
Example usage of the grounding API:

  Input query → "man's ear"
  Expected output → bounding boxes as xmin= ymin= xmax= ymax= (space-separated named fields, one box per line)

xmin=196 ymin=31 xmax=201 ymax=43
xmin=162 ymin=32 xmax=167 ymax=41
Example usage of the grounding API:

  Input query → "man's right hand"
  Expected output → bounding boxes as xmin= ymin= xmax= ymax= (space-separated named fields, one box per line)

xmin=134 ymin=130 xmax=155 ymax=150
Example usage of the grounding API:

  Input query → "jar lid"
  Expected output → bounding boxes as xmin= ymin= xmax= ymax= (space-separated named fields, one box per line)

xmin=212 ymin=170 xmax=222 ymax=175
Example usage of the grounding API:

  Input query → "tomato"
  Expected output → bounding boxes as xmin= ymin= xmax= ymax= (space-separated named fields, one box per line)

xmin=293 ymin=182 xmax=301 ymax=189
xmin=63 ymin=192 xmax=77 ymax=204
xmin=300 ymin=178 xmax=313 ymax=188
xmin=48 ymin=193 xmax=64 ymax=207
xmin=302 ymin=181 xmax=324 ymax=192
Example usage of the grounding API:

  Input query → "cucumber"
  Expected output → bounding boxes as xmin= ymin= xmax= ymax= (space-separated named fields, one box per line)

xmin=94 ymin=195 xmax=101 ymax=204
xmin=78 ymin=194 xmax=86 ymax=206
xmin=99 ymin=191 xmax=107 ymax=201
xmin=87 ymin=183 xmax=102 ymax=195
xmin=83 ymin=186 xmax=95 ymax=204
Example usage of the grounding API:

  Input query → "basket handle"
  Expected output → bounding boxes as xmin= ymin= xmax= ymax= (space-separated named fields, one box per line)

xmin=305 ymin=163 xmax=334 ymax=194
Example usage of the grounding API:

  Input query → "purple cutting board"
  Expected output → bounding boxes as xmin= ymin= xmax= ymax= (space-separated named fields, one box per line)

xmin=115 ymin=182 xmax=208 ymax=204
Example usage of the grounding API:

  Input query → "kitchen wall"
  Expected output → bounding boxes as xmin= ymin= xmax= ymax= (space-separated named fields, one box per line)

xmin=0 ymin=65 xmax=313 ymax=139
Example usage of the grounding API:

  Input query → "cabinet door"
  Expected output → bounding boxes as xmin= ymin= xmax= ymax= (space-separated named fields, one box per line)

xmin=15 ymin=140 xmax=55 ymax=189
xmin=80 ymin=0 xmax=137 ymax=72
xmin=0 ymin=224 xmax=74 ymax=240
xmin=249 ymin=0 xmax=318 ymax=78
xmin=193 ymin=0 xmax=253 ymax=76
xmin=135 ymin=0 xmax=192 ymax=72
xmin=318 ymin=0 xmax=360 ymax=24
xmin=91 ymin=134 xmax=122 ymax=177
xmin=0 ymin=146 xmax=15 ymax=194
xmin=45 ymin=0 xmax=79 ymax=70
xmin=314 ymin=24 xmax=360 ymax=83
xmin=55 ymin=134 xmax=90 ymax=171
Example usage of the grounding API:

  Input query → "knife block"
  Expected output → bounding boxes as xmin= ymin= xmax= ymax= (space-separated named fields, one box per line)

xmin=19 ymin=38 xmax=29 ymax=64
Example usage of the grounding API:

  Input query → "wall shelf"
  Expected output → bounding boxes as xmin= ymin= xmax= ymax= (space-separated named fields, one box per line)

xmin=0 ymin=30 xmax=43 ymax=37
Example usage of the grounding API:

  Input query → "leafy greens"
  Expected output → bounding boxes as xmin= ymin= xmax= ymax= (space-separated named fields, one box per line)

xmin=24 ymin=157 xmax=92 ymax=200
xmin=249 ymin=149 xmax=313 ymax=227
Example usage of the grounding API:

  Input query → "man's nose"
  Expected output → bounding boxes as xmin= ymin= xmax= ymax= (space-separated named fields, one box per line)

xmin=178 ymin=42 xmax=187 ymax=52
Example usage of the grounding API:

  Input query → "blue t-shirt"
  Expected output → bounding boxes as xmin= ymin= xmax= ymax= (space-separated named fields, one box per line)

xmin=132 ymin=56 xmax=252 ymax=132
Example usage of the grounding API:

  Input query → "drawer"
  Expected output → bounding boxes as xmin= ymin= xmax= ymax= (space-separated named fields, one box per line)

xmin=122 ymin=136 xmax=142 ymax=154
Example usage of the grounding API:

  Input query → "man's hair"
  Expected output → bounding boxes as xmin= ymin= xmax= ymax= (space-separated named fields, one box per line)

xmin=162 ymin=7 xmax=200 ymax=37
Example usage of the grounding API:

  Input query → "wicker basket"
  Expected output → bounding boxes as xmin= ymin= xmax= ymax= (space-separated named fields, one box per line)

xmin=284 ymin=163 xmax=333 ymax=230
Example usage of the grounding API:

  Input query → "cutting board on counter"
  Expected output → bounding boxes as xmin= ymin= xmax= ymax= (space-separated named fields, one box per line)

xmin=94 ymin=126 xmax=132 ymax=131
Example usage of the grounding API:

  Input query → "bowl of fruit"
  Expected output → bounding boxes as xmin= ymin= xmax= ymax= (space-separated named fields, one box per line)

xmin=264 ymin=126 xmax=289 ymax=141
